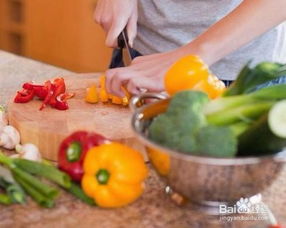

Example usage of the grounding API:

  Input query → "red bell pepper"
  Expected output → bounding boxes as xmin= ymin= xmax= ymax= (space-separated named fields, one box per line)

xmin=52 ymin=93 xmax=75 ymax=110
xmin=58 ymin=131 xmax=107 ymax=181
xmin=14 ymin=77 xmax=74 ymax=111
xmin=39 ymin=78 xmax=66 ymax=110
xmin=23 ymin=82 xmax=48 ymax=100
xmin=49 ymin=78 xmax=66 ymax=106
xmin=14 ymin=89 xmax=35 ymax=103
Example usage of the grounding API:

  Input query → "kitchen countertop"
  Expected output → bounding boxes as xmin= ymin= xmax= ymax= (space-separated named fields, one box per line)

xmin=0 ymin=50 xmax=285 ymax=228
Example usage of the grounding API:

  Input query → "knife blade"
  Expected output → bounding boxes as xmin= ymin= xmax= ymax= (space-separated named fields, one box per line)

xmin=118 ymin=27 xmax=133 ymax=66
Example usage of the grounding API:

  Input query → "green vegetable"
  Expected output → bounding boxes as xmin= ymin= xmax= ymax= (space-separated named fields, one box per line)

xmin=196 ymin=125 xmax=237 ymax=157
xmin=14 ymin=174 xmax=54 ymax=208
xmin=237 ymin=100 xmax=286 ymax=156
xmin=204 ymin=84 xmax=286 ymax=116
xmin=0 ymin=193 xmax=12 ymax=205
xmin=11 ymin=167 xmax=59 ymax=200
xmin=0 ymin=177 xmax=25 ymax=204
xmin=206 ymin=101 xmax=275 ymax=126
xmin=13 ymin=159 xmax=71 ymax=189
xmin=66 ymin=182 xmax=96 ymax=206
xmin=0 ymin=152 xmax=59 ymax=207
xmin=149 ymin=91 xmax=209 ymax=153
xmin=223 ymin=62 xmax=286 ymax=96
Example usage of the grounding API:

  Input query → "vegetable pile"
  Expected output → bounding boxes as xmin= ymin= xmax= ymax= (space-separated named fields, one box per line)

xmin=85 ymin=75 xmax=131 ymax=106
xmin=149 ymin=61 xmax=286 ymax=158
xmin=0 ymin=130 xmax=148 ymax=208
xmin=14 ymin=78 xmax=75 ymax=111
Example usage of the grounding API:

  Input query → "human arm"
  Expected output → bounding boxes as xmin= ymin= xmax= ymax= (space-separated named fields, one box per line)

xmin=106 ymin=0 xmax=286 ymax=96
xmin=94 ymin=0 xmax=138 ymax=47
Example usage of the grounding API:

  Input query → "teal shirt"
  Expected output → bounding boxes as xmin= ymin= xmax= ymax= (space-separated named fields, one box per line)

xmin=134 ymin=0 xmax=286 ymax=80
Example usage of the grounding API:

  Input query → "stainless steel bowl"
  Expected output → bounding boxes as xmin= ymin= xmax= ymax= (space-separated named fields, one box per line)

xmin=130 ymin=93 xmax=286 ymax=206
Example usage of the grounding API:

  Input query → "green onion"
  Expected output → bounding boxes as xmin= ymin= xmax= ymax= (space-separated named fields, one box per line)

xmin=13 ymin=159 xmax=71 ymax=189
xmin=0 ymin=193 xmax=12 ymax=205
xmin=14 ymin=174 xmax=54 ymax=208
xmin=207 ymin=101 xmax=275 ymax=126
xmin=66 ymin=182 xmax=96 ymax=206
xmin=204 ymin=84 xmax=286 ymax=115
xmin=0 ymin=177 xmax=25 ymax=204
xmin=11 ymin=167 xmax=59 ymax=200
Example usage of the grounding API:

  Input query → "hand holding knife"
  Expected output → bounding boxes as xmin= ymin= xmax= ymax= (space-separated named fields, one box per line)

xmin=117 ymin=27 xmax=133 ymax=66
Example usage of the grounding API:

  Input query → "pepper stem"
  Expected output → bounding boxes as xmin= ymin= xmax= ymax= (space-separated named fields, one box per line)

xmin=96 ymin=169 xmax=110 ymax=185
xmin=66 ymin=142 xmax=82 ymax=162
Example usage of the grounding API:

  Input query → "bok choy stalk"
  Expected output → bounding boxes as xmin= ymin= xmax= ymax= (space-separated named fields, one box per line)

xmin=204 ymin=84 xmax=286 ymax=126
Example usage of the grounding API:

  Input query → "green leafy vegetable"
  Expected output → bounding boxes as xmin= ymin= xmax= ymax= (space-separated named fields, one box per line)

xmin=223 ymin=61 xmax=286 ymax=96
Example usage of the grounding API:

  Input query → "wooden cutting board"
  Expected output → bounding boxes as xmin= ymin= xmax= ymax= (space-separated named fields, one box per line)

xmin=8 ymin=73 xmax=144 ymax=161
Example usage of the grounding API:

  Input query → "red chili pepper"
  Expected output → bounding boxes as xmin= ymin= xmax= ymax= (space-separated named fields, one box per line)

xmin=14 ymin=89 xmax=35 ymax=103
xmin=23 ymin=82 xmax=48 ymax=100
xmin=39 ymin=80 xmax=54 ymax=110
xmin=49 ymin=78 xmax=66 ymax=106
xmin=58 ymin=131 xmax=107 ymax=181
xmin=52 ymin=93 xmax=75 ymax=110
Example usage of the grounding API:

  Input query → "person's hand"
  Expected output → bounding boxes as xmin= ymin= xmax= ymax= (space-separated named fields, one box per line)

xmin=105 ymin=50 xmax=185 ymax=97
xmin=94 ymin=0 xmax=138 ymax=47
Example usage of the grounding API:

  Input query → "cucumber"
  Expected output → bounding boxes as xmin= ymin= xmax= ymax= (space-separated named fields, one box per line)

xmin=268 ymin=100 xmax=286 ymax=138
xmin=237 ymin=100 xmax=286 ymax=156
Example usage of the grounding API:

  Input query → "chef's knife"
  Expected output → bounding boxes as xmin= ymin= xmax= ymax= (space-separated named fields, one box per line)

xmin=118 ymin=27 xmax=133 ymax=66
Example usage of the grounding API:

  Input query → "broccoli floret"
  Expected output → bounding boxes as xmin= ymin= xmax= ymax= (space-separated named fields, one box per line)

xmin=149 ymin=114 xmax=199 ymax=153
xmin=196 ymin=125 xmax=237 ymax=157
xmin=167 ymin=90 xmax=209 ymax=115
xmin=148 ymin=90 xmax=209 ymax=153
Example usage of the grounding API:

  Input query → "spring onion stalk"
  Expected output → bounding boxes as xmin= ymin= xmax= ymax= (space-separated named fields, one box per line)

xmin=207 ymin=101 xmax=275 ymax=126
xmin=10 ymin=167 xmax=59 ymax=200
xmin=228 ymin=122 xmax=251 ymax=137
xmin=0 ymin=177 xmax=25 ymax=204
xmin=14 ymin=174 xmax=54 ymax=208
xmin=13 ymin=159 xmax=71 ymax=189
xmin=204 ymin=84 xmax=286 ymax=115
xmin=0 ymin=193 xmax=12 ymax=205
xmin=66 ymin=182 xmax=96 ymax=206
xmin=0 ymin=152 xmax=59 ymax=200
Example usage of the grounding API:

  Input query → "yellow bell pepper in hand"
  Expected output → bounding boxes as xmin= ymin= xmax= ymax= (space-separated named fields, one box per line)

xmin=164 ymin=55 xmax=225 ymax=99
xmin=82 ymin=142 xmax=148 ymax=208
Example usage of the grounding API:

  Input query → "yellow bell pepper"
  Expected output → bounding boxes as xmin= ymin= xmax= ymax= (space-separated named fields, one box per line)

xmin=85 ymin=85 xmax=99 ymax=104
xmin=164 ymin=55 xmax=225 ymax=99
xmin=99 ymin=75 xmax=131 ymax=105
xmin=147 ymin=148 xmax=170 ymax=176
xmin=82 ymin=142 xmax=148 ymax=208
xmin=99 ymin=75 xmax=109 ymax=102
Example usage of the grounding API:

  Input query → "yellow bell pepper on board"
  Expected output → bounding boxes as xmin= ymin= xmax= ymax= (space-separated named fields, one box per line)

xmin=164 ymin=55 xmax=225 ymax=99
xmin=85 ymin=85 xmax=99 ymax=104
xmin=82 ymin=142 xmax=148 ymax=208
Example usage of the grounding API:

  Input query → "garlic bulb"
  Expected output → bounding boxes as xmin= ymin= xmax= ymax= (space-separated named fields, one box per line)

xmin=0 ymin=106 xmax=8 ymax=131
xmin=15 ymin=143 xmax=42 ymax=162
xmin=0 ymin=126 xmax=20 ymax=150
